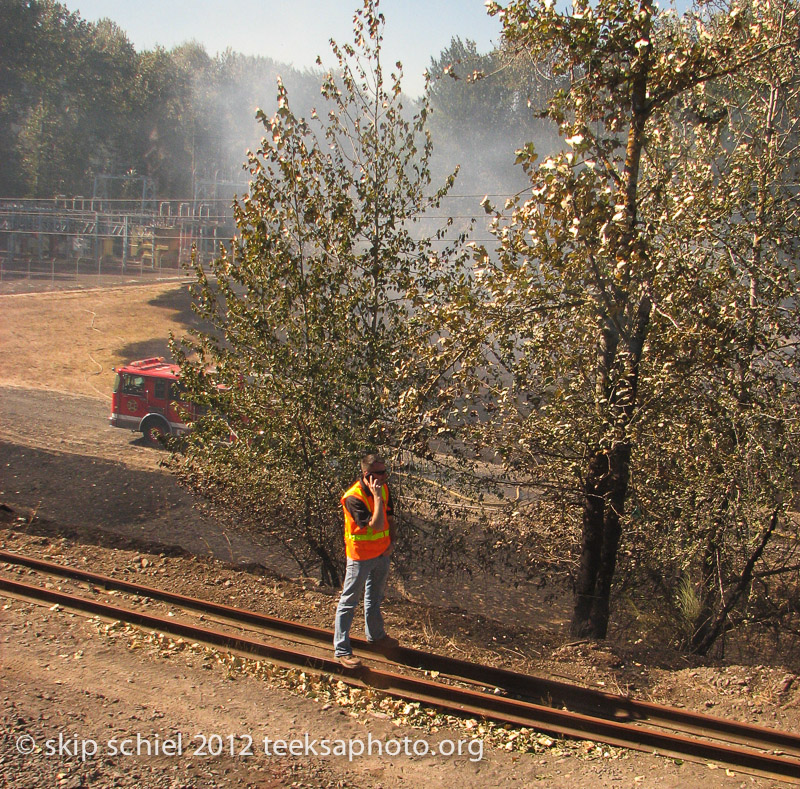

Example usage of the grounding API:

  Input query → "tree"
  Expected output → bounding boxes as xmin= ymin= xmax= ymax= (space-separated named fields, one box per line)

xmin=0 ymin=0 xmax=41 ymax=194
xmin=171 ymin=0 xmax=462 ymax=586
xmin=133 ymin=46 xmax=199 ymax=197
xmin=405 ymin=0 xmax=800 ymax=645
xmin=11 ymin=0 xmax=95 ymax=196
xmin=631 ymin=0 xmax=800 ymax=654
xmin=194 ymin=50 xmax=324 ymax=183
xmin=3 ymin=1 xmax=140 ymax=197
xmin=427 ymin=36 xmax=561 ymax=196
xmin=0 ymin=0 xmax=152 ymax=197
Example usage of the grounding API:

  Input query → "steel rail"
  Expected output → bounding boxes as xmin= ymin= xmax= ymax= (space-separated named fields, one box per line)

xmin=2 ymin=548 xmax=799 ymax=758
xmin=1 ymin=574 xmax=799 ymax=783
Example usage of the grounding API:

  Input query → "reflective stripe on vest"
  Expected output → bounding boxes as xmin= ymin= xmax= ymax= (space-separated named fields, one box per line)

xmin=349 ymin=529 xmax=390 ymax=541
xmin=341 ymin=480 xmax=391 ymax=560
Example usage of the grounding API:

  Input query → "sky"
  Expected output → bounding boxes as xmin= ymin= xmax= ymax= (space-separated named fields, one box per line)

xmin=64 ymin=0 xmax=504 ymax=98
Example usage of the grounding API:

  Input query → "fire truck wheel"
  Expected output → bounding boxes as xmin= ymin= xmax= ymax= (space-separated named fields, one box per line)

xmin=142 ymin=417 xmax=170 ymax=447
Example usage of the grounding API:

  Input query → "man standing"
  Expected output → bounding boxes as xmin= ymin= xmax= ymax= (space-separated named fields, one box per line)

xmin=334 ymin=453 xmax=398 ymax=668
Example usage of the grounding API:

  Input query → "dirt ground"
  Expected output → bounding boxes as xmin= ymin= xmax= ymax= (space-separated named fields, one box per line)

xmin=1 ymin=277 xmax=799 ymax=788
xmin=0 ymin=274 xmax=201 ymax=401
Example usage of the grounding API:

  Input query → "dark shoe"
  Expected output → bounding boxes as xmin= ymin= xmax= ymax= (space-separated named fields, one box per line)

xmin=337 ymin=654 xmax=362 ymax=669
xmin=370 ymin=635 xmax=399 ymax=652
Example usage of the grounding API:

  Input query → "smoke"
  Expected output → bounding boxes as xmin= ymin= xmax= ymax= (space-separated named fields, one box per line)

xmin=173 ymin=34 xmax=561 ymax=234
xmin=182 ymin=49 xmax=326 ymax=199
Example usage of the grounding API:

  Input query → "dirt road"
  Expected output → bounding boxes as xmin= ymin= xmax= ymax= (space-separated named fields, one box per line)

xmin=0 ymin=384 xmax=274 ymax=566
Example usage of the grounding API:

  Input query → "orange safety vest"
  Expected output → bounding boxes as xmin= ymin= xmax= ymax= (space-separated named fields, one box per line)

xmin=341 ymin=480 xmax=391 ymax=560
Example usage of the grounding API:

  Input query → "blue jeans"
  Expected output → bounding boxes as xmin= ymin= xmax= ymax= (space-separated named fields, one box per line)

xmin=333 ymin=553 xmax=391 ymax=657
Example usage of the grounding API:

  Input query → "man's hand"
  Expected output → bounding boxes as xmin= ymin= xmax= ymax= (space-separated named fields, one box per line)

xmin=364 ymin=473 xmax=385 ymax=531
xmin=365 ymin=475 xmax=382 ymax=497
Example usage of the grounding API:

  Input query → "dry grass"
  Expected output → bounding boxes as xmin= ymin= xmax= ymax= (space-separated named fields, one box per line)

xmin=0 ymin=280 xmax=198 ymax=400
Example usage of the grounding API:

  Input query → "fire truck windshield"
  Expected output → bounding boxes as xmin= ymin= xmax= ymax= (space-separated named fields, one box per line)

xmin=122 ymin=375 xmax=145 ymax=395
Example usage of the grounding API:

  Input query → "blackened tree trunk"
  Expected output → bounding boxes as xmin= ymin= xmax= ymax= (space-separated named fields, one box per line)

xmin=571 ymin=443 xmax=632 ymax=638
xmin=591 ymin=443 xmax=632 ymax=636
xmin=568 ymin=1 xmax=653 ymax=638
xmin=571 ymin=297 xmax=651 ymax=638
xmin=572 ymin=452 xmax=610 ymax=637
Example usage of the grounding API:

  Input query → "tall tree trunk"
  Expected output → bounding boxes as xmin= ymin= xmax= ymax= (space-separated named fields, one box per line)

xmin=572 ymin=451 xmax=610 ymax=637
xmin=590 ymin=442 xmax=632 ymax=637
xmin=572 ymin=302 xmax=650 ymax=638
xmin=570 ymin=1 xmax=654 ymax=640
xmin=571 ymin=442 xmax=633 ymax=638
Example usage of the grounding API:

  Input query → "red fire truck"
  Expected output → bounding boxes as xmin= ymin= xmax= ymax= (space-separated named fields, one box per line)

xmin=109 ymin=357 xmax=197 ymax=445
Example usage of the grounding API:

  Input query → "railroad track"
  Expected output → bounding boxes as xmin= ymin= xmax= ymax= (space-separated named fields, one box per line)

xmin=1 ymin=549 xmax=799 ymax=783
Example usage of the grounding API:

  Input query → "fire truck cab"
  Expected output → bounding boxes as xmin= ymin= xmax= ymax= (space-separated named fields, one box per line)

xmin=109 ymin=357 xmax=195 ymax=445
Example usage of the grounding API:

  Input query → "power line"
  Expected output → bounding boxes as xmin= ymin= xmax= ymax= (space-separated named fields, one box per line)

xmin=0 ymin=191 xmax=530 ymax=203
